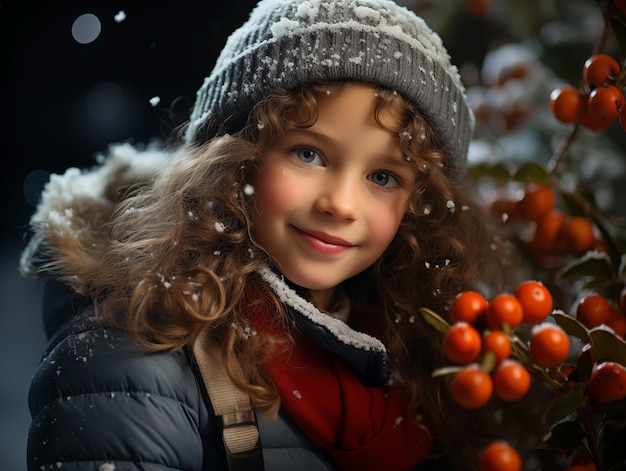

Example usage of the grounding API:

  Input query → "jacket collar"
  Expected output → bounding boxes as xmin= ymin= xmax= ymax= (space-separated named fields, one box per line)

xmin=257 ymin=266 xmax=388 ymax=387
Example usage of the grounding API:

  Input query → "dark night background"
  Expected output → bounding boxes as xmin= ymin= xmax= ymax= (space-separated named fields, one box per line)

xmin=0 ymin=2 xmax=258 ymax=468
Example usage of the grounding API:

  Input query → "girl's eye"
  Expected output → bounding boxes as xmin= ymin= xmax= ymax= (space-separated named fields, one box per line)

xmin=369 ymin=171 xmax=400 ymax=188
xmin=294 ymin=148 xmax=323 ymax=165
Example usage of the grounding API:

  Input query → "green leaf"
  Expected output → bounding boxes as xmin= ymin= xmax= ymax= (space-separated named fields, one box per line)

xmin=512 ymin=161 xmax=552 ymax=184
xmin=481 ymin=351 xmax=496 ymax=373
xmin=418 ymin=307 xmax=450 ymax=334
xmin=614 ymin=238 xmax=626 ymax=258
xmin=539 ymin=419 xmax=587 ymax=450
xmin=574 ymin=344 xmax=593 ymax=383
xmin=432 ymin=365 xmax=463 ymax=378
xmin=544 ymin=383 xmax=586 ymax=425
xmin=467 ymin=162 xmax=511 ymax=182
xmin=553 ymin=311 xmax=590 ymax=342
xmin=558 ymin=252 xmax=614 ymax=281
xmin=589 ymin=328 xmax=626 ymax=366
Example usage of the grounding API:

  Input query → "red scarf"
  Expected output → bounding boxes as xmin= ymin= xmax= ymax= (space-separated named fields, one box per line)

xmin=249 ymin=304 xmax=434 ymax=471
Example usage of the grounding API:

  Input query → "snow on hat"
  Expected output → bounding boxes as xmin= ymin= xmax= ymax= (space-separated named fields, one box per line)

xmin=185 ymin=0 xmax=474 ymax=179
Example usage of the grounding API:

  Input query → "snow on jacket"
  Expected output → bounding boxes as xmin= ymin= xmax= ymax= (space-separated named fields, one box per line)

xmin=21 ymin=144 xmax=441 ymax=471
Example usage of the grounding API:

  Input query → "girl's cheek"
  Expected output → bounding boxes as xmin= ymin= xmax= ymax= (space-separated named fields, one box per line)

xmin=369 ymin=200 xmax=407 ymax=243
xmin=253 ymin=168 xmax=300 ymax=211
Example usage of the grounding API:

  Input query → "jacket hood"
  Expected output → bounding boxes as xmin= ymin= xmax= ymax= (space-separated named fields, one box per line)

xmin=20 ymin=143 xmax=172 ymax=279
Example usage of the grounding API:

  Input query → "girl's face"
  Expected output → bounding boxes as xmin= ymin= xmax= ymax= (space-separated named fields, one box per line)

xmin=250 ymin=84 xmax=415 ymax=310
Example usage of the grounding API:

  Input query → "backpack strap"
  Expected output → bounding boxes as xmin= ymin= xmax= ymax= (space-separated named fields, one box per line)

xmin=193 ymin=327 xmax=264 ymax=470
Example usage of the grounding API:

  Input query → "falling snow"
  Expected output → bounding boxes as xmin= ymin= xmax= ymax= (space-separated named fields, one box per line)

xmin=113 ymin=11 xmax=126 ymax=23
xmin=214 ymin=222 xmax=226 ymax=232
xmin=292 ymin=390 xmax=302 ymax=399
xmin=244 ymin=184 xmax=255 ymax=195
xmin=149 ymin=96 xmax=160 ymax=107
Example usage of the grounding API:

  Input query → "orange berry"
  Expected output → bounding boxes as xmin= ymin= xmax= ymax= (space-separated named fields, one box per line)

xmin=588 ymin=85 xmax=624 ymax=122
xmin=579 ymin=98 xmax=613 ymax=132
xmin=450 ymin=291 xmax=489 ymax=325
xmin=583 ymin=54 xmax=620 ymax=87
xmin=587 ymin=361 xmax=626 ymax=403
xmin=514 ymin=280 xmax=553 ymax=324
xmin=493 ymin=360 xmax=531 ymax=401
xmin=488 ymin=194 xmax=520 ymax=224
xmin=485 ymin=294 xmax=524 ymax=331
xmin=444 ymin=323 xmax=483 ymax=364
xmin=464 ymin=0 xmax=491 ymax=17
xmin=549 ymin=86 xmax=584 ymax=124
xmin=532 ymin=210 xmax=566 ymax=253
xmin=450 ymin=365 xmax=493 ymax=409
xmin=498 ymin=63 xmax=530 ymax=86
xmin=530 ymin=324 xmax=570 ymax=368
xmin=607 ymin=305 xmax=626 ymax=338
xmin=482 ymin=330 xmax=512 ymax=364
xmin=558 ymin=216 xmax=596 ymax=255
xmin=479 ymin=441 xmax=522 ymax=471
xmin=517 ymin=184 xmax=555 ymax=222
xmin=576 ymin=293 xmax=612 ymax=328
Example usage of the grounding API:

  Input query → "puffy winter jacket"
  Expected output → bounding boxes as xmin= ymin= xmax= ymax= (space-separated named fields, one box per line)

xmin=27 ymin=278 xmax=344 ymax=471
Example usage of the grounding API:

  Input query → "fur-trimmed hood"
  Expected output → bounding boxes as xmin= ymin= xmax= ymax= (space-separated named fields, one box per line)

xmin=20 ymin=142 xmax=172 ymax=279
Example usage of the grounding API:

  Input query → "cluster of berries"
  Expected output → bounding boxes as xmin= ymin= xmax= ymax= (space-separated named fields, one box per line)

xmin=444 ymin=281 xmax=566 ymax=410
xmin=489 ymin=183 xmax=603 ymax=264
xmin=549 ymin=54 xmax=625 ymax=132
xmin=442 ymin=281 xmax=626 ymax=470
xmin=442 ymin=281 xmax=567 ymax=471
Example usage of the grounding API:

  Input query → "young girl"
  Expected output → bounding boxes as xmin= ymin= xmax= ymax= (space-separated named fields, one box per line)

xmin=21 ymin=1 xmax=500 ymax=469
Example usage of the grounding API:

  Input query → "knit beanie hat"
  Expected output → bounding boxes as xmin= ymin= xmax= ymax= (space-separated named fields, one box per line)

xmin=186 ymin=0 xmax=474 ymax=179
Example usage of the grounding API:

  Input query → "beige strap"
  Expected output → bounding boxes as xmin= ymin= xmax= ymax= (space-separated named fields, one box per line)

xmin=192 ymin=328 xmax=260 ymax=454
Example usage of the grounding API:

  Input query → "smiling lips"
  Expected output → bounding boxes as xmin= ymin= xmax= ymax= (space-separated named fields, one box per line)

xmin=293 ymin=226 xmax=354 ymax=254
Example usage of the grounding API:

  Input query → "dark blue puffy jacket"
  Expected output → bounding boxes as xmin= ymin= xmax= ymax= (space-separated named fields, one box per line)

xmin=27 ymin=279 xmax=342 ymax=471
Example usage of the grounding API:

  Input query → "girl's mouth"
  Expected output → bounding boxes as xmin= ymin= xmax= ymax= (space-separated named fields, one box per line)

xmin=293 ymin=226 xmax=354 ymax=254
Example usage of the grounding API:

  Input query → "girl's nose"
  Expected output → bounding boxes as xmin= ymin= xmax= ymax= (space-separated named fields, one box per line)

xmin=314 ymin=175 xmax=359 ymax=221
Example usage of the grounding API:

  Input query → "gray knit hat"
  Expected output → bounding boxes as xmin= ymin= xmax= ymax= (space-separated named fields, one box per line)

xmin=186 ymin=0 xmax=474 ymax=179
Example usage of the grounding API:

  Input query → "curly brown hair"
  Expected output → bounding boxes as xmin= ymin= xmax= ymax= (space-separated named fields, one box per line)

xmin=62 ymin=80 xmax=506 ymax=468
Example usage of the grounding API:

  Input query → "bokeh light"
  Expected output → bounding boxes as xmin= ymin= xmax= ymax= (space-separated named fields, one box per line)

xmin=71 ymin=13 xmax=101 ymax=44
